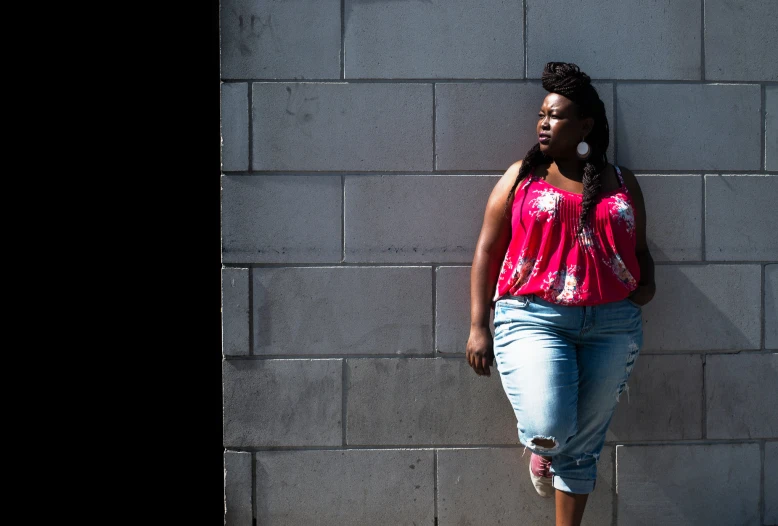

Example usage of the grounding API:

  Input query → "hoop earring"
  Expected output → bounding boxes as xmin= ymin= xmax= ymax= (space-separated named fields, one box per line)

xmin=576 ymin=139 xmax=590 ymax=160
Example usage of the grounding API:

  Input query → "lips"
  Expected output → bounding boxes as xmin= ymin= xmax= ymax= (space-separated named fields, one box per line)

xmin=538 ymin=134 xmax=550 ymax=143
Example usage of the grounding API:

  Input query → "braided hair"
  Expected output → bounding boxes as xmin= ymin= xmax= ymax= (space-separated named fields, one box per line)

xmin=503 ymin=62 xmax=610 ymax=238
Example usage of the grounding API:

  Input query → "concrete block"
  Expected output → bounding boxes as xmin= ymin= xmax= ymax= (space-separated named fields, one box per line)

xmin=221 ymin=175 xmax=341 ymax=264
xmin=435 ymin=266 xmax=495 ymax=354
xmin=222 ymin=268 xmax=250 ymax=356
xmin=344 ymin=0 xmax=523 ymax=79
xmin=224 ymin=451 xmax=252 ymax=526
xmin=705 ymin=353 xmax=778 ymax=439
xmin=704 ymin=0 xmax=778 ymax=81
xmin=252 ymin=267 xmax=432 ymax=355
xmin=221 ymin=83 xmax=249 ymax=171
xmin=252 ymin=83 xmax=433 ymax=171
xmin=609 ymin=355 xmax=702 ymax=441
xmin=436 ymin=82 xmax=614 ymax=170
xmin=640 ymin=265 xmax=761 ymax=352
xmin=345 ymin=175 xmax=498 ymax=263
xmin=346 ymin=358 xmax=517 ymax=445
xmin=705 ymin=175 xmax=778 ymax=261
xmin=527 ymin=0 xmax=700 ymax=80
xmin=636 ymin=175 xmax=702 ymax=261
xmin=616 ymin=84 xmax=761 ymax=170
xmin=219 ymin=0 xmax=340 ymax=79
xmin=616 ymin=444 xmax=760 ymax=525
xmin=254 ymin=449 xmax=434 ymax=525
xmin=437 ymin=446 xmax=613 ymax=526
xmin=222 ymin=359 xmax=342 ymax=447
xmin=767 ymin=265 xmax=778 ymax=350
xmin=766 ymin=441 xmax=778 ymax=524
xmin=767 ymin=86 xmax=778 ymax=171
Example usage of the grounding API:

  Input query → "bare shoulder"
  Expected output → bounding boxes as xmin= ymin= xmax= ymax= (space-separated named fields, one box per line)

xmin=486 ymin=160 xmax=524 ymax=212
xmin=505 ymin=159 xmax=524 ymax=180
xmin=489 ymin=160 xmax=523 ymax=195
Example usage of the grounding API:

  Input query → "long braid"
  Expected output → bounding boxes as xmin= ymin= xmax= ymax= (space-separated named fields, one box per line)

xmin=577 ymin=97 xmax=609 ymax=237
xmin=501 ymin=144 xmax=550 ymax=218
xmin=504 ymin=62 xmax=610 ymax=237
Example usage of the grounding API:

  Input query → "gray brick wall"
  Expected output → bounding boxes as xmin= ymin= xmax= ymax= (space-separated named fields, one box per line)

xmin=221 ymin=1 xmax=778 ymax=524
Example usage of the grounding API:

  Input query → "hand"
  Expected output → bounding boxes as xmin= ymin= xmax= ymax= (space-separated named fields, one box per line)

xmin=627 ymin=282 xmax=656 ymax=307
xmin=466 ymin=326 xmax=494 ymax=377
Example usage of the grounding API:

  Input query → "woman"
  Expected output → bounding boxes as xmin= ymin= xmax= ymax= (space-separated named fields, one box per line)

xmin=466 ymin=62 xmax=656 ymax=526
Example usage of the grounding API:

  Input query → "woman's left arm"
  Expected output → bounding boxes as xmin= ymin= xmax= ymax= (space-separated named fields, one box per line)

xmin=621 ymin=167 xmax=656 ymax=306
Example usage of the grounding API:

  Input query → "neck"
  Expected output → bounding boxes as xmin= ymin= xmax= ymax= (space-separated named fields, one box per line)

xmin=551 ymin=156 xmax=586 ymax=181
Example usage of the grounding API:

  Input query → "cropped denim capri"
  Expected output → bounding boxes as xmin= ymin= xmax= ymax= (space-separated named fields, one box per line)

xmin=493 ymin=292 xmax=643 ymax=494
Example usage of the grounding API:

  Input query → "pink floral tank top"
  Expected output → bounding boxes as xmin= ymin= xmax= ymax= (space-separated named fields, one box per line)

xmin=493 ymin=165 xmax=640 ymax=306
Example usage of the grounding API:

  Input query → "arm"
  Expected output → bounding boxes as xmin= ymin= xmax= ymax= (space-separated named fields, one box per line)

xmin=466 ymin=161 xmax=521 ymax=375
xmin=620 ymin=166 xmax=656 ymax=305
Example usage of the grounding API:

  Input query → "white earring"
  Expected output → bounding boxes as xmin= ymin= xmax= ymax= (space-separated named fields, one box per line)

xmin=576 ymin=140 xmax=590 ymax=160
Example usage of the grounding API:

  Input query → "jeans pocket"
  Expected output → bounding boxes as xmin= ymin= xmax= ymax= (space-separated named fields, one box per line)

xmin=498 ymin=295 xmax=531 ymax=309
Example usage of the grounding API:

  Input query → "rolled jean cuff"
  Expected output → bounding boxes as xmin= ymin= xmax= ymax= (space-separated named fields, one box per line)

xmin=552 ymin=474 xmax=595 ymax=494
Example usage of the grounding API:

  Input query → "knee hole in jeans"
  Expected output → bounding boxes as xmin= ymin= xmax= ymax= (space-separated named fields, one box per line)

xmin=532 ymin=438 xmax=557 ymax=449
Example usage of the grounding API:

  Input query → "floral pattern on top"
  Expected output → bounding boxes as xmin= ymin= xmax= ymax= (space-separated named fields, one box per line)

xmin=609 ymin=195 xmax=635 ymax=237
xmin=507 ymin=247 xmax=542 ymax=291
xmin=492 ymin=166 xmax=641 ymax=306
xmin=528 ymin=188 xmax=563 ymax=222
xmin=601 ymin=250 xmax=637 ymax=290
xmin=541 ymin=264 xmax=588 ymax=305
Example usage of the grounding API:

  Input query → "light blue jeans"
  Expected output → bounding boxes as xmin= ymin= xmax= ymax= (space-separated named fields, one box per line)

xmin=493 ymin=293 xmax=643 ymax=494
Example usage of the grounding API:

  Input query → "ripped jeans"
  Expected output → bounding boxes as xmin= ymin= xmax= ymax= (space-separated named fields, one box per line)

xmin=493 ymin=293 xmax=643 ymax=494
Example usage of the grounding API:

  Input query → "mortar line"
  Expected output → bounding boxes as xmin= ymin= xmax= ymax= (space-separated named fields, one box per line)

xmin=251 ymin=451 xmax=257 ymax=524
xmin=701 ymin=174 xmax=706 ymax=261
xmin=221 ymin=78 xmax=778 ymax=86
xmin=248 ymin=267 xmax=254 ymax=356
xmin=700 ymin=0 xmax=706 ymax=80
xmin=701 ymin=354 xmax=707 ymax=439
xmin=762 ymin=84 xmax=767 ymax=171
xmin=225 ymin=439 xmax=767 ymax=453
xmin=432 ymin=266 xmax=437 ymax=355
xmin=340 ymin=0 xmax=345 ymax=79
xmin=247 ymin=83 xmax=253 ymax=171
xmin=224 ymin=349 xmax=773 ymax=360
xmin=523 ymin=0 xmax=527 ymax=79
xmin=221 ymin=169 xmax=778 ymax=176
xmin=612 ymin=445 xmax=618 ymax=526
xmin=432 ymin=83 xmax=436 ymax=171
xmin=760 ymin=440 xmax=765 ymax=525
xmin=223 ymin=261 xmax=774 ymax=269
xmin=433 ymin=450 xmax=439 ymax=526
xmin=342 ymin=359 xmax=347 ymax=446
xmin=761 ymin=264 xmax=765 ymax=350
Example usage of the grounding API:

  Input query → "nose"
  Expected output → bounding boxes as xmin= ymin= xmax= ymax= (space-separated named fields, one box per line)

xmin=539 ymin=116 xmax=550 ymax=129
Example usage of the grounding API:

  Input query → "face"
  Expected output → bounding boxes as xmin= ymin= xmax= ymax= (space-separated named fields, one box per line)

xmin=536 ymin=93 xmax=594 ymax=157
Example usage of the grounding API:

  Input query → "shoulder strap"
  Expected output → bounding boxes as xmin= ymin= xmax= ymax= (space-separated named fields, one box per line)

xmin=520 ymin=169 xmax=535 ymax=191
xmin=614 ymin=165 xmax=625 ymax=187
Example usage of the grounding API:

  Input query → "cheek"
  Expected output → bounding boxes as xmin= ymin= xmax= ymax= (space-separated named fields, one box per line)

xmin=551 ymin=122 xmax=576 ymax=143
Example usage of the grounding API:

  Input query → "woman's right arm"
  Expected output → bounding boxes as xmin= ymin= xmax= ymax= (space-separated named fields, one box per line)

xmin=466 ymin=161 xmax=522 ymax=376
